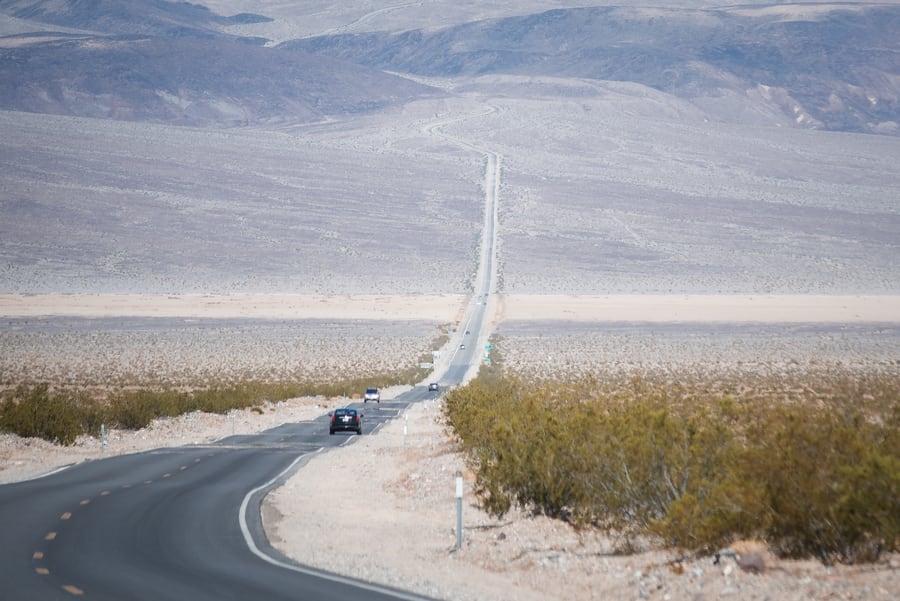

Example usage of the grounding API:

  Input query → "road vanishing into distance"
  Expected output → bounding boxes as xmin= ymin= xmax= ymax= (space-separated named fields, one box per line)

xmin=0 ymin=109 xmax=501 ymax=601
xmin=426 ymin=104 xmax=502 ymax=381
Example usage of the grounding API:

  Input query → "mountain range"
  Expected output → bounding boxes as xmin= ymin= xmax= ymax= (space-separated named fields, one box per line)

xmin=1 ymin=0 xmax=898 ymax=133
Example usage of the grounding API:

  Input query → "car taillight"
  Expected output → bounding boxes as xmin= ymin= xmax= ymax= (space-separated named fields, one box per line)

xmin=355 ymin=415 xmax=360 ymax=423
xmin=331 ymin=415 xmax=335 ymax=423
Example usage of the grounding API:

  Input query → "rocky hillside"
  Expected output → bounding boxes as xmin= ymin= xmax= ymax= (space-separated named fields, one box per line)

xmin=0 ymin=0 xmax=440 ymax=126
xmin=285 ymin=4 xmax=900 ymax=135
xmin=2 ymin=2 xmax=897 ymax=132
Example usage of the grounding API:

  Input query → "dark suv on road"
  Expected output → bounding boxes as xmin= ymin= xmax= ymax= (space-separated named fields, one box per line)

xmin=330 ymin=408 xmax=362 ymax=435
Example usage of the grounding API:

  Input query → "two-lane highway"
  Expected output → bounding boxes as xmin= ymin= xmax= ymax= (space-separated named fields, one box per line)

xmin=0 ymin=396 xmax=438 ymax=601
xmin=2 ymin=101 xmax=503 ymax=601
xmin=424 ymin=106 xmax=502 ymax=385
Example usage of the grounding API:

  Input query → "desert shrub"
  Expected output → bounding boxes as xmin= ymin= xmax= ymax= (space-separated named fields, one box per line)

xmin=741 ymin=401 xmax=900 ymax=563
xmin=443 ymin=369 xmax=900 ymax=562
xmin=108 ymin=388 xmax=182 ymax=430
xmin=0 ymin=368 xmax=427 ymax=443
xmin=0 ymin=384 xmax=104 ymax=445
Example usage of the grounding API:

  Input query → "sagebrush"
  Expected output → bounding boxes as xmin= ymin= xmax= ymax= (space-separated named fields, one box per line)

xmin=442 ymin=368 xmax=899 ymax=564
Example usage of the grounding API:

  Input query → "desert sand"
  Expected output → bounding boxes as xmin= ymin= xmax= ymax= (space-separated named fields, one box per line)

xmin=4 ymin=292 xmax=898 ymax=322
xmin=0 ymin=293 xmax=464 ymax=321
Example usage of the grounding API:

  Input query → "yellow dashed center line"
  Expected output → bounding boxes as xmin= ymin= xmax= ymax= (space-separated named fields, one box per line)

xmin=100 ymin=490 xmax=111 ymax=496
xmin=62 ymin=584 xmax=84 ymax=595
xmin=180 ymin=465 xmax=188 ymax=470
xmin=60 ymin=512 xmax=72 ymax=520
xmin=144 ymin=480 xmax=153 ymax=485
xmin=33 ymin=551 xmax=44 ymax=559
xmin=45 ymin=532 xmax=57 ymax=541
xmin=163 ymin=473 xmax=172 ymax=478
xmin=35 ymin=567 xmax=50 ymax=575
xmin=80 ymin=499 xmax=91 ymax=505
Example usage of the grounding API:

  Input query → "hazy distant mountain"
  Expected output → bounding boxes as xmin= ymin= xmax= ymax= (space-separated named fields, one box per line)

xmin=1 ymin=2 xmax=897 ymax=133
xmin=285 ymin=5 xmax=900 ymax=135
xmin=0 ymin=0 xmax=439 ymax=126
xmin=0 ymin=0 xmax=270 ymax=38
xmin=0 ymin=35 xmax=438 ymax=125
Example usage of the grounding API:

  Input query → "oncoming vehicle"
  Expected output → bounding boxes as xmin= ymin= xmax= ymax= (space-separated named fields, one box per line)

xmin=428 ymin=382 xmax=439 ymax=392
xmin=330 ymin=407 xmax=362 ymax=435
xmin=364 ymin=387 xmax=380 ymax=403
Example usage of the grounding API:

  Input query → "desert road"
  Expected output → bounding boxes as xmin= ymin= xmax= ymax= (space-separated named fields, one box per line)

xmin=0 ymin=260 xmax=493 ymax=599
xmin=0 ymin=391 xmax=448 ymax=601
xmin=0 ymin=102 xmax=500 ymax=601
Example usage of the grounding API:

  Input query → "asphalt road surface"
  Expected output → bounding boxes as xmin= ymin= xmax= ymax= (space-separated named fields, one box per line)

xmin=0 ymin=100 xmax=499 ymax=601
xmin=0 ymin=394 xmax=443 ymax=601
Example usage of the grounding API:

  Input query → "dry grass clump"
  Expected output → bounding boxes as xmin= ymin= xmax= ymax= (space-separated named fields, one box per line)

xmin=442 ymin=365 xmax=899 ymax=565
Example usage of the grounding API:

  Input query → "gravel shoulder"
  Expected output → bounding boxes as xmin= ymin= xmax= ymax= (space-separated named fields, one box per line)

xmin=265 ymin=394 xmax=899 ymax=601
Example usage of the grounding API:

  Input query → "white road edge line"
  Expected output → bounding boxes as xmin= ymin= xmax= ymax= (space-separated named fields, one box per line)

xmin=238 ymin=446 xmax=432 ymax=601
xmin=12 ymin=464 xmax=73 ymax=483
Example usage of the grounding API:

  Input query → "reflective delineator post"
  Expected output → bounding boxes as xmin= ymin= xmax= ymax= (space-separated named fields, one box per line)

xmin=100 ymin=423 xmax=106 ymax=457
xmin=455 ymin=470 xmax=463 ymax=550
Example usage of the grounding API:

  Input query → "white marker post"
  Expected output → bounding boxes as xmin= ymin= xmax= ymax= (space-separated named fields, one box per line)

xmin=100 ymin=424 xmax=106 ymax=457
xmin=455 ymin=470 xmax=463 ymax=550
xmin=403 ymin=414 xmax=408 ymax=446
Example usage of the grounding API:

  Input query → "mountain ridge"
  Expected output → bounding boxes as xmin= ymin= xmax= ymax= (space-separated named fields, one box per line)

xmin=284 ymin=4 xmax=900 ymax=135
xmin=1 ymin=1 xmax=898 ymax=132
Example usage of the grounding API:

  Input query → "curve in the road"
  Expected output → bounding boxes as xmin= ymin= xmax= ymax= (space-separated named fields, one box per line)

xmin=0 ymin=399 xmax=439 ymax=601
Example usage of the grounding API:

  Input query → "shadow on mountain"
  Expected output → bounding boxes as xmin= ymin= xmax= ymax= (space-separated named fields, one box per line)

xmin=0 ymin=0 xmax=270 ymax=38
xmin=0 ymin=0 xmax=439 ymax=126
xmin=283 ymin=5 xmax=900 ymax=135
xmin=2 ymin=2 xmax=898 ymax=133
xmin=0 ymin=35 xmax=438 ymax=126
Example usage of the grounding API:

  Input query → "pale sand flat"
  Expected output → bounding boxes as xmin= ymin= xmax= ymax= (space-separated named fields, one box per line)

xmin=4 ymin=293 xmax=899 ymax=324
xmin=0 ymin=293 xmax=465 ymax=321
xmin=497 ymin=294 xmax=900 ymax=323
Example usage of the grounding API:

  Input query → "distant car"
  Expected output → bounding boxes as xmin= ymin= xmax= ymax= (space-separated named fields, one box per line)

xmin=364 ymin=387 xmax=380 ymax=403
xmin=459 ymin=344 xmax=466 ymax=350
xmin=330 ymin=407 xmax=362 ymax=435
xmin=428 ymin=382 xmax=439 ymax=392
xmin=465 ymin=330 xmax=470 ymax=335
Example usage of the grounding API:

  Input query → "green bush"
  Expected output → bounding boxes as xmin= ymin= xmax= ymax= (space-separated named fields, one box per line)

xmin=0 ymin=384 xmax=103 ymax=445
xmin=442 ymin=369 xmax=900 ymax=563
xmin=742 ymin=402 xmax=900 ymax=563
xmin=0 ymin=369 xmax=426 ymax=444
